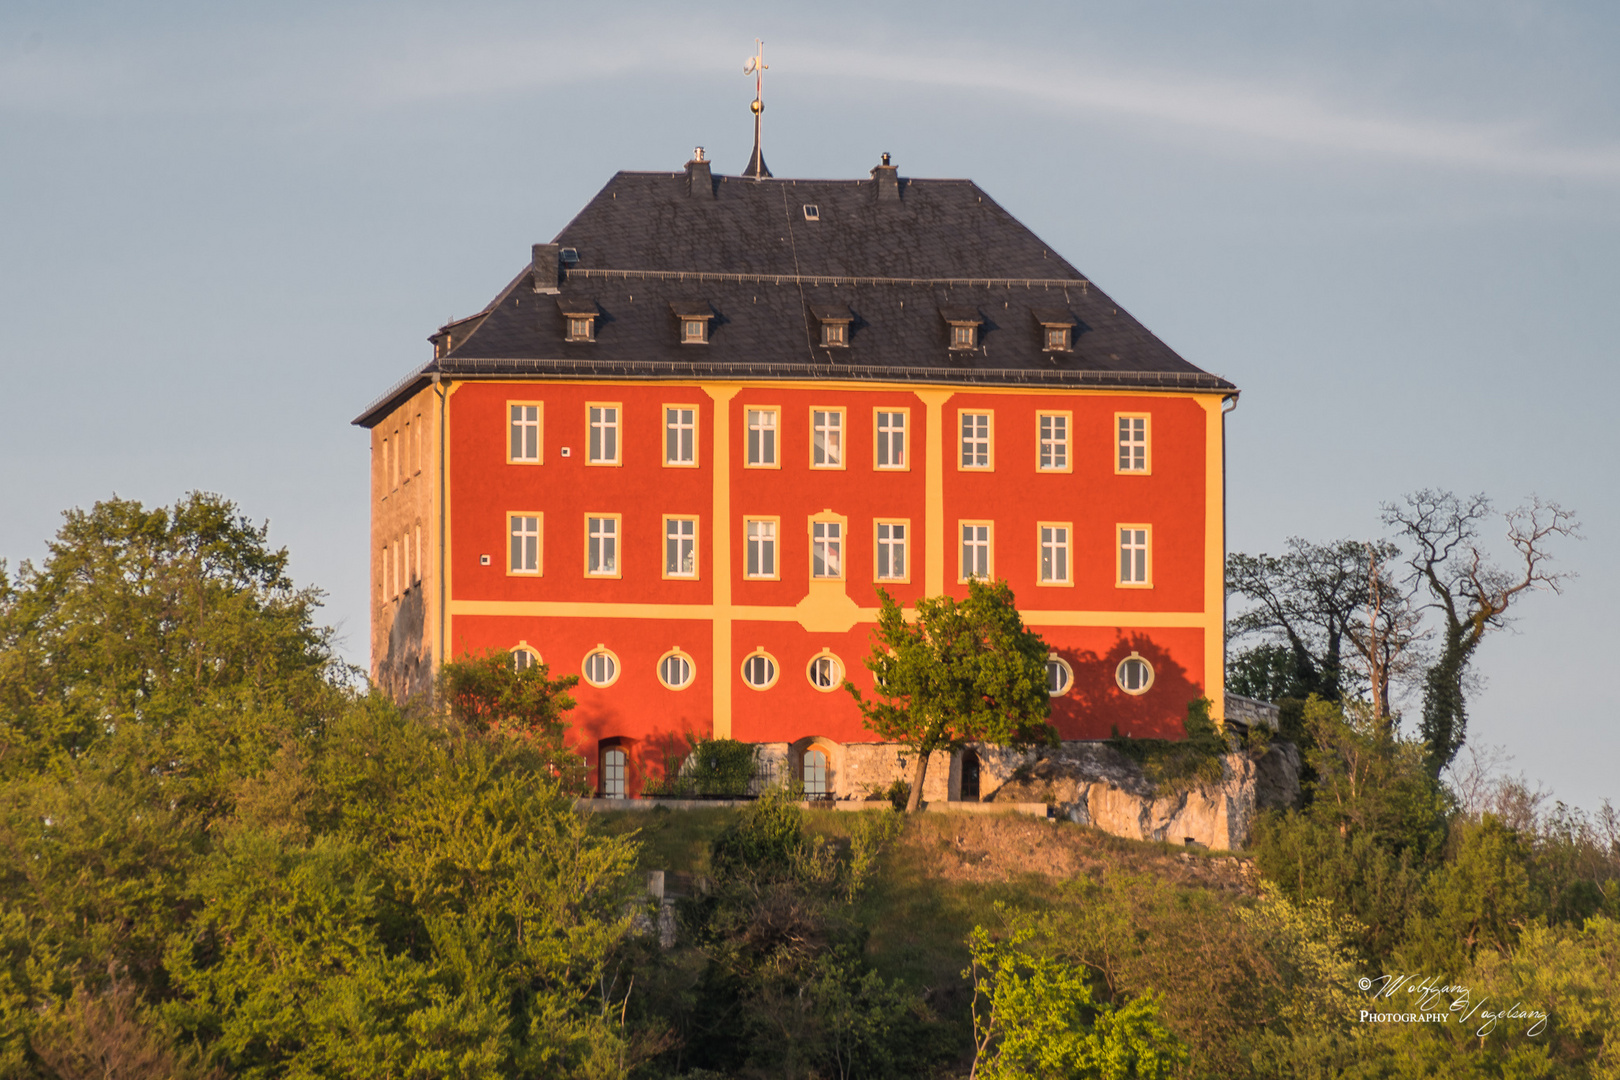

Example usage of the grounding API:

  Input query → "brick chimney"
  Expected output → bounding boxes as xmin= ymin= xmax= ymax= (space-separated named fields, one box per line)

xmin=686 ymin=147 xmax=714 ymax=198
xmin=871 ymin=152 xmax=899 ymax=201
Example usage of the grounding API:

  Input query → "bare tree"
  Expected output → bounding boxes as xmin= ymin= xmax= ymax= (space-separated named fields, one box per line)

xmin=1383 ymin=491 xmax=1581 ymax=774
xmin=1339 ymin=539 xmax=1425 ymax=731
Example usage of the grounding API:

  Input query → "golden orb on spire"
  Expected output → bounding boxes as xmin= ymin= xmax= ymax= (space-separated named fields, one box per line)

xmin=751 ymin=98 xmax=763 ymax=115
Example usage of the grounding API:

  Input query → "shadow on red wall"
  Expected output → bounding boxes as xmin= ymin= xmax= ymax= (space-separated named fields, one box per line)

xmin=1054 ymin=632 xmax=1199 ymax=740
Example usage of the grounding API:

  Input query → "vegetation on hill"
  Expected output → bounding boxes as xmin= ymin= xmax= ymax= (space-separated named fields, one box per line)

xmin=1 ymin=493 xmax=1616 ymax=1078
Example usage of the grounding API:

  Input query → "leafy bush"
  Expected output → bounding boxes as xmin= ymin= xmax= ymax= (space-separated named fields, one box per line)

xmin=1106 ymin=697 xmax=1230 ymax=789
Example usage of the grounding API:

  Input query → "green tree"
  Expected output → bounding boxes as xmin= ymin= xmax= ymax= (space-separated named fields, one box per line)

xmin=436 ymin=648 xmax=587 ymax=792
xmin=964 ymin=925 xmax=1185 ymax=1080
xmin=845 ymin=581 xmax=1054 ymax=813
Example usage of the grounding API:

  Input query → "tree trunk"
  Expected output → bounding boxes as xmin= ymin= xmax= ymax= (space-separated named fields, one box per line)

xmin=905 ymin=750 xmax=930 ymax=813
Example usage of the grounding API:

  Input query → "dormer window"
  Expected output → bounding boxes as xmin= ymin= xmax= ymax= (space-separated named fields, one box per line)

xmin=558 ymin=300 xmax=598 ymax=342
xmin=1033 ymin=308 xmax=1077 ymax=353
xmin=670 ymin=302 xmax=714 ymax=345
xmin=809 ymin=303 xmax=852 ymax=349
xmin=940 ymin=306 xmax=983 ymax=351
xmin=803 ymin=204 xmax=820 ymax=221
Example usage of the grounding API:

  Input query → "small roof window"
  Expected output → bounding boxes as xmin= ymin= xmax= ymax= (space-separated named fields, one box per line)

xmin=1032 ymin=307 xmax=1077 ymax=353
xmin=670 ymin=301 xmax=714 ymax=345
xmin=557 ymin=299 xmax=598 ymax=342
xmin=809 ymin=303 xmax=852 ymax=349
xmin=559 ymin=248 xmax=580 ymax=265
xmin=940 ymin=306 xmax=983 ymax=351
xmin=802 ymin=204 xmax=820 ymax=221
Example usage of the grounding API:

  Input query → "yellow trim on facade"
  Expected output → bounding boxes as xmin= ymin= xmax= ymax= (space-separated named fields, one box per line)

xmin=1198 ymin=397 xmax=1226 ymax=722
xmin=915 ymin=389 xmax=953 ymax=594
xmin=704 ymin=385 xmax=740 ymax=737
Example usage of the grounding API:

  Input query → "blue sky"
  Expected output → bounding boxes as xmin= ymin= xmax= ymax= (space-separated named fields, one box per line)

xmin=2 ymin=1 xmax=1615 ymax=809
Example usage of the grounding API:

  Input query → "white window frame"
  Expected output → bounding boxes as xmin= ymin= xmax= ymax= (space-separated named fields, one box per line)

xmin=1116 ymin=652 xmax=1156 ymax=695
xmin=657 ymin=648 xmax=696 ymax=691
xmin=959 ymin=520 xmax=993 ymax=582
xmin=1115 ymin=413 xmax=1151 ymax=474
xmin=959 ymin=410 xmax=993 ymax=470
xmin=810 ymin=407 xmax=846 ymax=469
xmin=587 ymin=403 xmax=622 ymax=466
xmin=508 ymin=402 xmax=542 ymax=464
xmin=744 ymin=517 xmax=780 ymax=580
xmin=1038 ymin=522 xmax=1072 ymax=586
xmin=745 ymin=407 xmax=780 ymax=469
xmin=1117 ymin=524 xmax=1152 ymax=588
xmin=511 ymin=642 xmax=541 ymax=672
xmin=664 ymin=405 xmax=699 ymax=467
xmin=811 ymin=517 xmax=844 ymax=580
xmin=806 ymin=651 xmax=844 ymax=693
xmin=585 ymin=514 xmax=622 ymax=578
xmin=873 ymin=407 xmax=910 ymax=471
xmin=1037 ymin=411 xmax=1072 ymax=473
xmin=600 ymin=745 xmax=627 ymax=798
xmin=740 ymin=648 xmax=780 ymax=691
xmin=874 ymin=519 xmax=910 ymax=583
xmin=663 ymin=515 xmax=699 ymax=579
xmin=1046 ymin=654 xmax=1075 ymax=696
xmin=582 ymin=645 xmax=621 ymax=688
xmin=508 ymin=513 xmax=542 ymax=576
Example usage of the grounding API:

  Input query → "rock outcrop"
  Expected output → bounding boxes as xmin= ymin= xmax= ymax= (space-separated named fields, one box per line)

xmin=982 ymin=741 xmax=1301 ymax=851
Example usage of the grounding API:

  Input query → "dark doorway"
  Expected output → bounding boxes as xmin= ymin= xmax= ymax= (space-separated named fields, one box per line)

xmin=960 ymin=748 xmax=981 ymax=802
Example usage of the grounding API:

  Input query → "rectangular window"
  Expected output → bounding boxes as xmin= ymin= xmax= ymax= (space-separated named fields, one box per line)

xmin=392 ymin=538 xmax=401 ymax=597
xmin=745 ymin=518 xmax=778 ymax=579
xmin=1118 ymin=525 xmax=1151 ymax=586
xmin=1117 ymin=414 xmax=1150 ymax=473
xmin=1039 ymin=524 xmax=1071 ymax=585
xmin=413 ymin=412 xmax=423 ymax=474
xmin=746 ymin=408 xmax=779 ymax=467
xmin=812 ymin=520 xmax=843 ymax=578
xmin=875 ymin=521 xmax=908 ymax=581
xmin=664 ymin=516 xmax=697 ymax=578
xmin=1038 ymin=412 xmax=1070 ymax=471
xmin=960 ymin=522 xmax=992 ymax=581
xmin=812 ymin=408 xmax=844 ymax=468
xmin=587 ymin=404 xmax=621 ymax=465
xmin=509 ymin=403 xmax=541 ymax=463
xmin=379 ymin=545 xmax=388 ymax=597
xmin=950 ymin=324 xmax=976 ymax=349
xmin=874 ymin=409 xmax=908 ymax=469
xmin=665 ymin=406 xmax=697 ymax=466
xmin=586 ymin=515 xmax=620 ymax=577
xmin=509 ymin=514 xmax=541 ymax=574
xmin=413 ymin=524 xmax=421 ymax=585
xmin=959 ymin=411 xmax=992 ymax=469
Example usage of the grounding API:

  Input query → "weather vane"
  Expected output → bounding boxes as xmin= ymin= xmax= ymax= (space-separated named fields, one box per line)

xmin=742 ymin=39 xmax=771 ymax=179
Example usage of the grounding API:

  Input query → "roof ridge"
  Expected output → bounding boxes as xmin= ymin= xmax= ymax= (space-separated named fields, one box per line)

xmin=562 ymin=268 xmax=1091 ymax=289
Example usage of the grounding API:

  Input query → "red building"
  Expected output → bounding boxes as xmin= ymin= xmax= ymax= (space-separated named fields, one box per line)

xmin=355 ymin=150 xmax=1238 ymax=800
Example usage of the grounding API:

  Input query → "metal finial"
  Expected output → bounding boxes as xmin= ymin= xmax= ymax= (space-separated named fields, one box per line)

xmin=742 ymin=39 xmax=771 ymax=179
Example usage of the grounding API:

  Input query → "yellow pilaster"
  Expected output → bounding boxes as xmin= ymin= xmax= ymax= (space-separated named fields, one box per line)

xmin=705 ymin=385 xmax=741 ymax=737
xmin=1198 ymin=396 xmax=1226 ymax=723
xmin=916 ymin=390 xmax=954 ymax=595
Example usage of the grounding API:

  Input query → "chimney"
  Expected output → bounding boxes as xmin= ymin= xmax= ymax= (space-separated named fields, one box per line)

xmin=871 ymin=151 xmax=899 ymax=201
xmin=531 ymin=243 xmax=561 ymax=293
xmin=686 ymin=147 xmax=714 ymax=197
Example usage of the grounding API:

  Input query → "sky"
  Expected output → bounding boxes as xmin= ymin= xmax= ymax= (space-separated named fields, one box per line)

xmin=2 ymin=1 xmax=1616 ymax=810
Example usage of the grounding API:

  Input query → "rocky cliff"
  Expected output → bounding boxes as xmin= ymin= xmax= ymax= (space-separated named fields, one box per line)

xmin=981 ymin=741 xmax=1302 ymax=851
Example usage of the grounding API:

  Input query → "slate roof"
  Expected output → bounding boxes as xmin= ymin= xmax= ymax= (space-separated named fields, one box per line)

xmin=354 ymin=165 xmax=1234 ymax=428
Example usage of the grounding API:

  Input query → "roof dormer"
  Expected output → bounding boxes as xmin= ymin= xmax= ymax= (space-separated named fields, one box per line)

xmin=670 ymin=301 xmax=714 ymax=345
xmin=1032 ymin=307 xmax=1077 ymax=352
xmin=940 ymin=305 xmax=983 ymax=350
xmin=808 ymin=303 xmax=852 ymax=348
xmin=558 ymin=299 xmax=598 ymax=343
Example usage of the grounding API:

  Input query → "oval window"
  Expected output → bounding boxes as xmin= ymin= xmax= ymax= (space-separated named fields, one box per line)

xmin=583 ymin=648 xmax=619 ymax=688
xmin=1045 ymin=656 xmax=1073 ymax=696
xmin=511 ymin=647 xmax=540 ymax=672
xmin=1116 ymin=653 xmax=1154 ymax=695
xmin=741 ymin=651 xmax=778 ymax=690
xmin=658 ymin=651 xmax=693 ymax=690
xmin=807 ymin=653 xmax=843 ymax=691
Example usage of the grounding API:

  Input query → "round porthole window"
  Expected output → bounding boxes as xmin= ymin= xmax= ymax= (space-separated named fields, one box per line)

xmin=511 ymin=646 xmax=541 ymax=672
xmin=1115 ymin=652 xmax=1154 ymax=695
xmin=1045 ymin=655 xmax=1073 ymax=697
xmin=582 ymin=646 xmax=620 ymax=688
xmin=807 ymin=652 xmax=844 ymax=692
xmin=657 ymin=649 xmax=694 ymax=691
xmin=741 ymin=649 xmax=779 ymax=690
